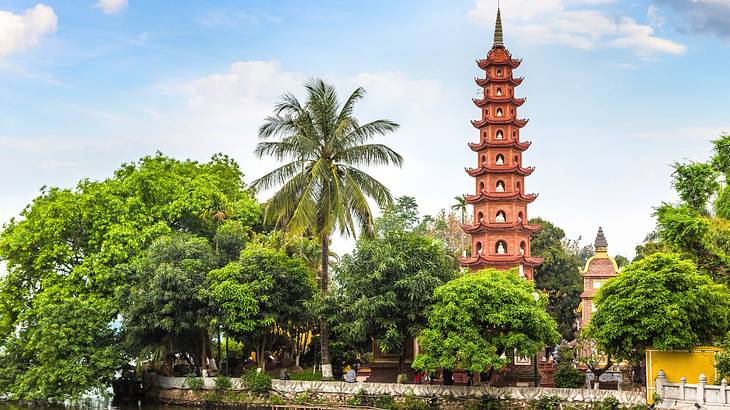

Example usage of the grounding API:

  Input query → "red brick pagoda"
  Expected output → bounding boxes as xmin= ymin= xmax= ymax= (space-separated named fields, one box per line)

xmin=461 ymin=7 xmax=542 ymax=280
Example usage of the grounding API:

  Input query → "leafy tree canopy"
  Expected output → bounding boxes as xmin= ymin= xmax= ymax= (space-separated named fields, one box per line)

xmin=332 ymin=206 xmax=456 ymax=371
xmin=587 ymin=253 xmax=730 ymax=362
xmin=529 ymin=217 xmax=583 ymax=340
xmin=413 ymin=269 xmax=560 ymax=373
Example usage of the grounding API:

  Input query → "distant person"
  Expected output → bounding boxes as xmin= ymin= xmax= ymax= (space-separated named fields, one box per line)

xmin=344 ymin=368 xmax=357 ymax=383
xmin=280 ymin=368 xmax=290 ymax=380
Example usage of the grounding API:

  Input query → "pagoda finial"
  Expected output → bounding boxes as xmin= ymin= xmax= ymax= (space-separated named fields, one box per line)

xmin=493 ymin=3 xmax=504 ymax=47
xmin=594 ymin=227 xmax=608 ymax=252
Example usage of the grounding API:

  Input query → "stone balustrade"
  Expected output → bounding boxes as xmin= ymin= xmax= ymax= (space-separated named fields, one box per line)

xmin=656 ymin=370 xmax=730 ymax=409
xmin=148 ymin=375 xmax=645 ymax=405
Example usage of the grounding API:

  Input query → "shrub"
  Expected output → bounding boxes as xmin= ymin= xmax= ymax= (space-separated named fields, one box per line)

xmin=269 ymin=394 xmax=285 ymax=405
xmin=555 ymin=366 xmax=586 ymax=389
xmin=465 ymin=395 xmax=505 ymax=410
xmin=533 ymin=394 xmax=561 ymax=410
xmin=214 ymin=375 xmax=232 ymax=390
xmin=242 ymin=369 xmax=272 ymax=394
xmin=400 ymin=393 xmax=428 ymax=410
xmin=372 ymin=395 xmax=397 ymax=410
xmin=184 ymin=373 xmax=204 ymax=391
xmin=594 ymin=396 xmax=619 ymax=410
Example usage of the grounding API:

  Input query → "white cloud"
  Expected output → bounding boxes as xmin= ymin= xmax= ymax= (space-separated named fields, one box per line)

xmin=94 ymin=0 xmax=128 ymax=15
xmin=468 ymin=0 xmax=686 ymax=56
xmin=0 ymin=4 xmax=57 ymax=56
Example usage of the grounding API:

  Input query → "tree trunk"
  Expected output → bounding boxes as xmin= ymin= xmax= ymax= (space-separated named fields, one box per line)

xmin=201 ymin=331 xmax=208 ymax=373
xmin=320 ymin=234 xmax=333 ymax=380
xmin=398 ymin=345 xmax=407 ymax=384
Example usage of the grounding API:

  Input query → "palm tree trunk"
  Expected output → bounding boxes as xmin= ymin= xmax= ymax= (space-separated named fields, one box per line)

xmin=320 ymin=234 xmax=333 ymax=380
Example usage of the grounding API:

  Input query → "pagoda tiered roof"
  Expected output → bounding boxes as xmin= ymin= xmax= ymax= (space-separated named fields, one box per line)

xmin=468 ymin=139 xmax=532 ymax=152
xmin=465 ymin=164 xmax=535 ymax=177
xmin=464 ymin=190 xmax=538 ymax=204
xmin=461 ymin=253 xmax=544 ymax=269
xmin=473 ymin=96 xmax=526 ymax=108
xmin=476 ymin=58 xmax=521 ymax=70
xmin=461 ymin=221 xmax=541 ymax=234
xmin=476 ymin=76 xmax=524 ymax=87
xmin=471 ymin=117 xmax=529 ymax=128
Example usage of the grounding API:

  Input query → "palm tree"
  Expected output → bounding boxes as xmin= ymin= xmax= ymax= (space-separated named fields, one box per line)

xmin=451 ymin=195 xmax=468 ymax=224
xmin=252 ymin=78 xmax=402 ymax=378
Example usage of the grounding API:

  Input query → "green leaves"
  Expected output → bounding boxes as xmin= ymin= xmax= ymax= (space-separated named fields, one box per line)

xmin=253 ymin=78 xmax=402 ymax=240
xmin=587 ymin=253 xmax=730 ymax=362
xmin=413 ymin=269 xmax=560 ymax=373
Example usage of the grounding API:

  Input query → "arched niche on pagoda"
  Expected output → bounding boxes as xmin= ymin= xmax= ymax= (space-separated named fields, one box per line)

xmin=495 ymin=180 xmax=505 ymax=192
xmin=496 ymin=210 xmax=506 ymax=223
xmin=495 ymin=240 xmax=508 ymax=255
xmin=496 ymin=130 xmax=504 ymax=140
xmin=496 ymin=154 xmax=505 ymax=165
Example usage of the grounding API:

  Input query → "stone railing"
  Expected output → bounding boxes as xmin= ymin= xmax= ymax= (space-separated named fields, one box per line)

xmin=656 ymin=370 xmax=730 ymax=409
xmin=148 ymin=375 xmax=645 ymax=405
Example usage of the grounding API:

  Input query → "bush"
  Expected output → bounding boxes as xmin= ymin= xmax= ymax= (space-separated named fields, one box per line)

xmin=533 ymin=394 xmax=561 ymax=410
xmin=184 ymin=373 xmax=204 ymax=391
xmin=400 ymin=393 xmax=428 ymax=410
xmin=594 ymin=396 xmax=619 ymax=410
xmin=465 ymin=395 xmax=505 ymax=410
xmin=214 ymin=375 xmax=232 ymax=390
xmin=555 ymin=366 xmax=586 ymax=389
xmin=242 ymin=369 xmax=272 ymax=394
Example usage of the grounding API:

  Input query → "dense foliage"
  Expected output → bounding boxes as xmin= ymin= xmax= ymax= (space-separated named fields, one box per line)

xmin=332 ymin=197 xmax=456 ymax=374
xmin=529 ymin=217 xmax=583 ymax=340
xmin=413 ymin=269 xmax=560 ymax=373
xmin=252 ymin=79 xmax=402 ymax=377
xmin=588 ymin=253 xmax=730 ymax=362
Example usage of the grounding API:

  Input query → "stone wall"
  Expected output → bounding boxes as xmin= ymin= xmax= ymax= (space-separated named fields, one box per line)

xmin=656 ymin=371 xmax=730 ymax=409
xmin=146 ymin=374 xmax=646 ymax=408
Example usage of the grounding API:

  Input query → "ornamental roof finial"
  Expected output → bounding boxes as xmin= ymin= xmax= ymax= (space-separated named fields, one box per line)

xmin=594 ymin=227 xmax=608 ymax=251
xmin=494 ymin=2 xmax=504 ymax=47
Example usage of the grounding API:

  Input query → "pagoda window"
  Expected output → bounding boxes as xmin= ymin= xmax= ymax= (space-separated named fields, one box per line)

xmin=520 ymin=241 xmax=526 ymax=255
xmin=496 ymin=108 xmax=504 ymax=117
xmin=496 ymin=88 xmax=503 ymax=97
xmin=513 ymin=131 xmax=517 ymax=137
xmin=518 ymin=211 xmax=524 ymax=223
xmin=495 ymin=241 xmax=507 ymax=254
xmin=496 ymin=180 xmax=506 ymax=192
xmin=477 ymin=211 xmax=484 ymax=222
xmin=481 ymin=155 xmax=486 ymax=165
xmin=496 ymin=130 xmax=504 ymax=140
xmin=476 ymin=241 xmax=483 ymax=255
xmin=516 ymin=181 xmax=521 ymax=191
xmin=497 ymin=69 xmax=503 ymax=77
xmin=514 ymin=155 xmax=519 ymax=164
xmin=496 ymin=154 xmax=505 ymax=165
xmin=511 ymin=108 xmax=514 ymax=115
xmin=496 ymin=211 xmax=506 ymax=223
xmin=479 ymin=181 xmax=485 ymax=192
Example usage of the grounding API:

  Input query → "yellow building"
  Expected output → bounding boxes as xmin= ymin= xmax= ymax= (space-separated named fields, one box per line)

xmin=646 ymin=346 xmax=723 ymax=402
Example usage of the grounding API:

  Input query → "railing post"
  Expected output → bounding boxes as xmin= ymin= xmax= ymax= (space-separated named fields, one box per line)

xmin=656 ymin=370 xmax=667 ymax=397
xmin=698 ymin=374 xmax=707 ymax=405
xmin=680 ymin=376 xmax=687 ymax=401
xmin=721 ymin=378 xmax=727 ymax=405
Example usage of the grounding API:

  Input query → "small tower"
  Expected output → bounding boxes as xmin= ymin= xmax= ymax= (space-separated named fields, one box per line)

xmin=577 ymin=227 xmax=620 ymax=330
xmin=461 ymin=6 xmax=542 ymax=280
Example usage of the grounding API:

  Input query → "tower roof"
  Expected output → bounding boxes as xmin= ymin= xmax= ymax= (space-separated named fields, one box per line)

xmin=493 ymin=6 xmax=504 ymax=47
xmin=594 ymin=227 xmax=608 ymax=251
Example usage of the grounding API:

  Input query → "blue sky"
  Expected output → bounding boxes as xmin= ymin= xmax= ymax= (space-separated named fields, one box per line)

xmin=1 ymin=0 xmax=729 ymax=258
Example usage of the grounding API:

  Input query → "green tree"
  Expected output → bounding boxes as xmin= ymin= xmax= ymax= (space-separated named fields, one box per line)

xmin=0 ymin=287 xmax=124 ymax=402
xmin=209 ymin=241 xmax=316 ymax=370
xmin=252 ymin=79 xmax=402 ymax=378
xmin=0 ymin=153 xmax=259 ymax=398
xmin=529 ymin=218 xmax=583 ymax=340
xmin=451 ymin=196 xmax=468 ymax=224
xmin=119 ymin=234 xmax=217 ymax=373
xmin=588 ymin=253 xmax=730 ymax=362
xmin=413 ymin=269 xmax=560 ymax=375
xmin=614 ymin=255 xmax=629 ymax=268
xmin=333 ymin=211 xmax=455 ymax=378
xmin=671 ymin=161 xmax=719 ymax=215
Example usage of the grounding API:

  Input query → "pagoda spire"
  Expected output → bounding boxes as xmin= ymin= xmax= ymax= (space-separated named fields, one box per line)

xmin=493 ymin=4 xmax=504 ymax=47
xmin=594 ymin=227 xmax=608 ymax=253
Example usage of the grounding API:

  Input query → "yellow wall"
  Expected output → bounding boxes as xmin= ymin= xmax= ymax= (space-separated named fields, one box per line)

xmin=646 ymin=346 xmax=723 ymax=402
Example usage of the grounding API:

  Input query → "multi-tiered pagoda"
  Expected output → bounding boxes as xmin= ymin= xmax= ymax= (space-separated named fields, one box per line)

xmin=461 ymin=7 xmax=542 ymax=280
